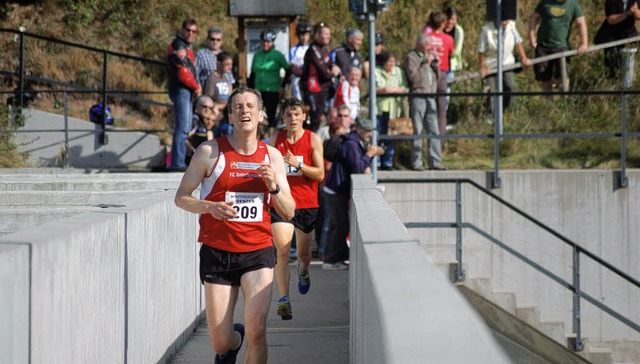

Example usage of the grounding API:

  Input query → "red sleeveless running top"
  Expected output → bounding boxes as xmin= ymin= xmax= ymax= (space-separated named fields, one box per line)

xmin=274 ymin=129 xmax=318 ymax=209
xmin=198 ymin=137 xmax=273 ymax=252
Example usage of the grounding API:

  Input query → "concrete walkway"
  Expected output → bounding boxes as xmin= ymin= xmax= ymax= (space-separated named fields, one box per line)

xmin=169 ymin=262 xmax=349 ymax=364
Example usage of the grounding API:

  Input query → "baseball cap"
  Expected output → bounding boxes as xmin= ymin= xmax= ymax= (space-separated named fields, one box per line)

xmin=375 ymin=32 xmax=384 ymax=45
xmin=356 ymin=117 xmax=376 ymax=131
xmin=260 ymin=29 xmax=277 ymax=42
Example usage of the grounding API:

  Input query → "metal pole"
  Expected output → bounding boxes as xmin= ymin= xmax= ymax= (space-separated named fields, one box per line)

xmin=63 ymin=92 xmax=70 ymax=169
xmin=621 ymin=92 xmax=629 ymax=188
xmin=19 ymin=30 xmax=25 ymax=108
xmin=496 ymin=0 xmax=504 ymax=135
xmin=492 ymin=0 xmax=502 ymax=189
xmin=572 ymin=247 xmax=584 ymax=351
xmin=100 ymin=51 xmax=108 ymax=145
xmin=619 ymin=47 xmax=635 ymax=188
xmin=455 ymin=181 xmax=465 ymax=282
xmin=368 ymin=7 xmax=378 ymax=183
xmin=560 ymin=57 xmax=568 ymax=92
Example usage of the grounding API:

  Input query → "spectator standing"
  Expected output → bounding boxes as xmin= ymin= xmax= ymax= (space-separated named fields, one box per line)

xmin=333 ymin=65 xmax=362 ymax=120
xmin=290 ymin=22 xmax=313 ymax=101
xmin=322 ymin=118 xmax=384 ymax=270
xmin=301 ymin=23 xmax=342 ymax=132
xmin=269 ymin=98 xmax=325 ymax=321
xmin=375 ymin=51 xmax=409 ymax=171
xmin=594 ymin=0 xmax=640 ymax=78
xmin=478 ymin=20 xmax=532 ymax=117
xmin=167 ymin=18 xmax=202 ymax=171
xmin=444 ymin=5 xmax=465 ymax=108
xmin=248 ymin=29 xmax=291 ymax=140
xmin=196 ymin=27 xmax=224 ymax=87
xmin=529 ymin=0 xmax=588 ymax=92
xmin=424 ymin=11 xmax=454 ymax=143
xmin=204 ymin=51 xmax=234 ymax=119
xmin=404 ymin=34 xmax=446 ymax=171
xmin=364 ymin=32 xmax=386 ymax=79
xmin=174 ymin=87 xmax=295 ymax=364
xmin=330 ymin=28 xmax=365 ymax=75
xmin=315 ymin=105 xmax=351 ymax=261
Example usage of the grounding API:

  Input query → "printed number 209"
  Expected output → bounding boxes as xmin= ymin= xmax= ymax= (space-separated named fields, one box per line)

xmin=233 ymin=205 xmax=258 ymax=219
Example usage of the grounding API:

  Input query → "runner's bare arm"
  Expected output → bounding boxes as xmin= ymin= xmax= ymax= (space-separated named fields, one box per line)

xmin=264 ymin=146 xmax=296 ymax=220
xmin=174 ymin=140 xmax=236 ymax=220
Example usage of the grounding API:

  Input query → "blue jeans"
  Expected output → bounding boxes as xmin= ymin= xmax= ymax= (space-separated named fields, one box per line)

xmin=377 ymin=112 xmax=394 ymax=168
xmin=169 ymin=86 xmax=193 ymax=169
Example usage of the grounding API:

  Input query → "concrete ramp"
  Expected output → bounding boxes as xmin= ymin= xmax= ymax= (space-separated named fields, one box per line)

xmin=14 ymin=109 xmax=166 ymax=169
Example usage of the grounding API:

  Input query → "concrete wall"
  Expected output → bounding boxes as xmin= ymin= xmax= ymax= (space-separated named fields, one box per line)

xmin=14 ymin=109 xmax=165 ymax=169
xmin=0 ymin=189 xmax=203 ymax=364
xmin=349 ymin=175 xmax=512 ymax=364
xmin=379 ymin=170 xmax=640 ymax=345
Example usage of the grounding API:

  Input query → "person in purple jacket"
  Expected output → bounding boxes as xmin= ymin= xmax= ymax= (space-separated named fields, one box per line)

xmin=321 ymin=117 xmax=384 ymax=270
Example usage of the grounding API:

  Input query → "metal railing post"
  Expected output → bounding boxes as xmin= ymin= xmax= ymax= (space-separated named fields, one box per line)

xmin=100 ymin=51 xmax=108 ymax=145
xmin=572 ymin=247 xmax=584 ymax=351
xmin=18 ymin=30 xmax=25 ymax=108
xmin=560 ymin=56 xmax=568 ymax=92
xmin=63 ymin=92 xmax=70 ymax=168
xmin=455 ymin=181 xmax=465 ymax=282
xmin=618 ymin=48 xmax=635 ymax=188
xmin=620 ymin=91 xmax=629 ymax=188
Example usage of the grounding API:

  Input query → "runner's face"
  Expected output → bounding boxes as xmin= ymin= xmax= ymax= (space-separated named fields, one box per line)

xmin=283 ymin=106 xmax=306 ymax=131
xmin=229 ymin=92 xmax=263 ymax=133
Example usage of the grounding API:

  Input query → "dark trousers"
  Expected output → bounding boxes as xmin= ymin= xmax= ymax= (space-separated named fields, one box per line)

xmin=324 ymin=192 xmax=350 ymax=264
xmin=377 ymin=112 xmax=394 ymax=168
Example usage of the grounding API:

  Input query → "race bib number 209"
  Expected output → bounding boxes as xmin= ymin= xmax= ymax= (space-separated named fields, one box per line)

xmin=225 ymin=191 xmax=264 ymax=222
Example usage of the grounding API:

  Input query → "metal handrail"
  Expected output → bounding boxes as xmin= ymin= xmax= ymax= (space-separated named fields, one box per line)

xmin=383 ymin=177 xmax=640 ymax=351
xmin=1 ymin=28 xmax=168 ymax=145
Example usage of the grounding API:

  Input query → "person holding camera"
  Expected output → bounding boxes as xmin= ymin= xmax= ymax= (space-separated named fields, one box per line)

xmin=404 ymin=33 xmax=446 ymax=171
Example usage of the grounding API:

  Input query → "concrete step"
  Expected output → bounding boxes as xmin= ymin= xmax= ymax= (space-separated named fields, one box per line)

xmin=516 ymin=305 xmax=542 ymax=330
xmin=585 ymin=347 xmax=613 ymax=364
xmin=491 ymin=291 xmax=517 ymax=315
xmin=457 ymin=285 xmax=590 ymax=364
xmin=539 ymin=320 xmax=566 ymax=346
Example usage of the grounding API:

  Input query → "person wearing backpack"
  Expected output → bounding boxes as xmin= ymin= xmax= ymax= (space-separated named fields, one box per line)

xmin=322 ymin=118 xmax=384 ymax=270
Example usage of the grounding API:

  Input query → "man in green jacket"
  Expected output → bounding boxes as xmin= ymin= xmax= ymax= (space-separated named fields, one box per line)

xmin=248 ymin=29 xmax=291 ymax=140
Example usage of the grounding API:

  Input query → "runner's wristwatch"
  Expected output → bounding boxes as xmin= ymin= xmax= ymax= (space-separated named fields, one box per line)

xmin=269 ymin=184 xmax=280 ymax=195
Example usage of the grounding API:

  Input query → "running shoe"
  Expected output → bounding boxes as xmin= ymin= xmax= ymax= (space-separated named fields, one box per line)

xmin=214 ymin=323 xmax=244 ymax=364
xmin=276 ymin=296 xmax=293 ymax=320
xmin=297 ymin=262 xmax=311 ymax=295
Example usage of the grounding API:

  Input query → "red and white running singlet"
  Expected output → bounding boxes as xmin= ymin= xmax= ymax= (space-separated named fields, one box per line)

xmin=198 ymin=137 xmax=273 ymax=252
xmin=274 ymin=129 xmax=318 ymax=209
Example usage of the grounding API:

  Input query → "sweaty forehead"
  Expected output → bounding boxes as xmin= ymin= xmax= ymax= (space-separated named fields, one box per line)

xmin=234 ymin=92 xmax=258 ymax=104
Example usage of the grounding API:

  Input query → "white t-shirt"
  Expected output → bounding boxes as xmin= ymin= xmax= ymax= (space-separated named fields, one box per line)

xmin=289 ymin=43 xmax=310 ymax=100
xmin=477 ymin=20 xmax=523 ymax=69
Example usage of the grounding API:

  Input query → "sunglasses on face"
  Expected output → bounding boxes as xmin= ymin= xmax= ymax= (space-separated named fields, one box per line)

xmin=184 ymin=28 xmax=198 ymax=34
xmin=202 ymin=105 xmax=214 ymax=110
xmin=209 ymin=37 xmax=222 ymax=42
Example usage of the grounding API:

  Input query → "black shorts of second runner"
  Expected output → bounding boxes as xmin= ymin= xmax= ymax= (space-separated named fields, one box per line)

xmin=270 ymin=207 xmax=319 ymax=234
xmin=199 ymin=245 xmax=276 ymax=286
xmin=534 ymin=45 xmax=570 ymax=82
